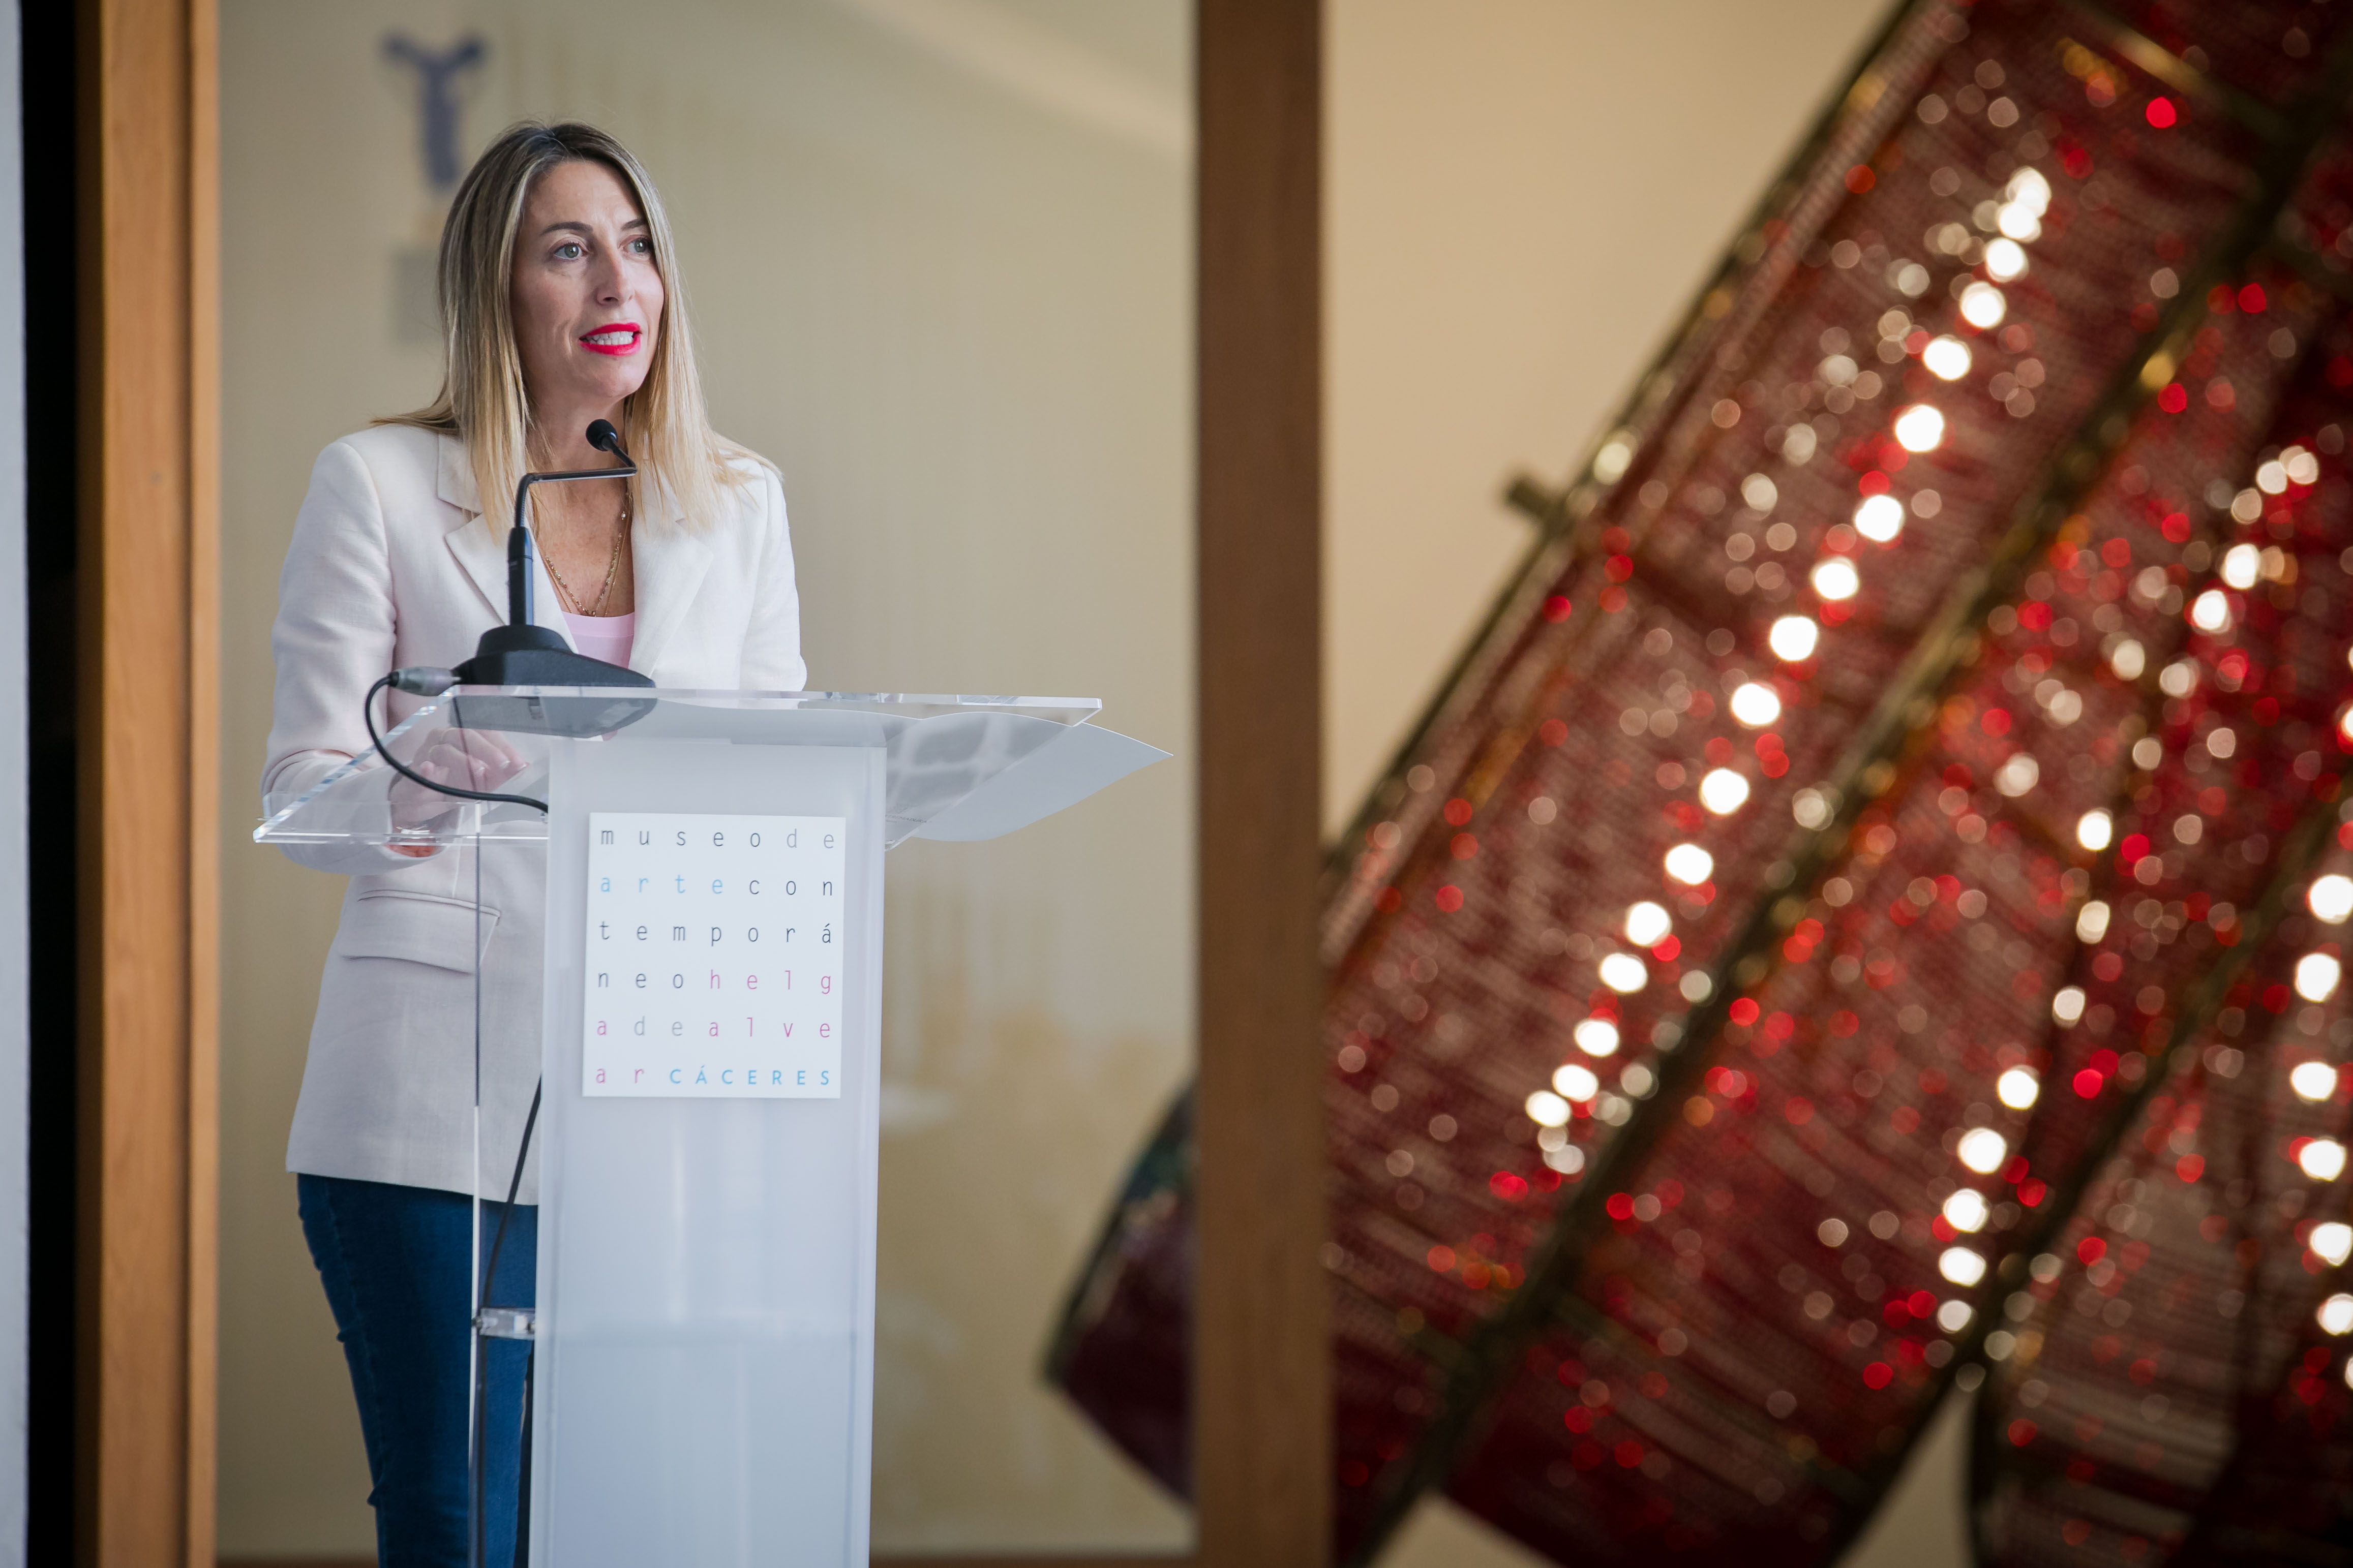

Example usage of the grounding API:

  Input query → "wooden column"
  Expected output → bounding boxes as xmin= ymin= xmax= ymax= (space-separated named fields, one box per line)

xmin=1195 ymin=1 xmax=1328 ymax=1565
xmin=77 ymin=0 xmax=217 ymax=1561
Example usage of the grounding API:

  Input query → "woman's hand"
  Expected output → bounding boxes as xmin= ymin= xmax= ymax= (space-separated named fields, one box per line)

xmin=387 ymin=727 xmax=531 ymax=842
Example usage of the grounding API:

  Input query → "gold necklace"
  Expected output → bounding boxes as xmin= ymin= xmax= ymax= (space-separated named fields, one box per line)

xmin=540 ymin=493 xmax=630 ymax=617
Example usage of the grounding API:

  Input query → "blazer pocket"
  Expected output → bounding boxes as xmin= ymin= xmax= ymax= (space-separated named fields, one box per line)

xmin=333 ymin=888 xmax=501 ymax=973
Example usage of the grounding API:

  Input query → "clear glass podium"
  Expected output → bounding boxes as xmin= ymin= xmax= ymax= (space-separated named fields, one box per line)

xmin=256 ymin=687 xmax=1167 ymax=1566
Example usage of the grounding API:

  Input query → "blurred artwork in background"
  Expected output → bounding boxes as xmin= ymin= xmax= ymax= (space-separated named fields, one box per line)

xmin=381 ymin=32 xmax=486 ymax=344
xmin=1049 ymin=1 xmax=2353 ymax=1563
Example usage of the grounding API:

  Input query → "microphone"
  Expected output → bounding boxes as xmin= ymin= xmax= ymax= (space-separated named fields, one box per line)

xmin=451 ymin=421 xmax=655 ymax=690
xmin=507 ymin=507 xmax=536 ymax=626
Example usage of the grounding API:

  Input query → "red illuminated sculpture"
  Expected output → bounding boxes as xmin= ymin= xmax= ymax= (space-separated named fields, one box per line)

xmin=1053 ymin=2 xmax=2353 ymax=1562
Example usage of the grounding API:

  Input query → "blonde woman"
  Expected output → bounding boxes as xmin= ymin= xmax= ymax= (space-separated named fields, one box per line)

xmin=261 ymin=121 xmax=804 ymax=1565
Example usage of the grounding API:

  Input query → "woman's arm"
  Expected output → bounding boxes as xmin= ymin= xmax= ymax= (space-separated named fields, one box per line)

xmin=262 ymin=440 xmax=439 ymax=873
xmin=738 ymin=464 xmax=809 ymax=692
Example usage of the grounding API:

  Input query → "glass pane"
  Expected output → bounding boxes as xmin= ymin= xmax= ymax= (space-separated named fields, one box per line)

xmin=215 ymin=2 xmax=1193 ymax=1558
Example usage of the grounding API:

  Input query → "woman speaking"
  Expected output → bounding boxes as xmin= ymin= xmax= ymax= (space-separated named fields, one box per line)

xmin=261 ymin=121 xmax=805 ymax=1564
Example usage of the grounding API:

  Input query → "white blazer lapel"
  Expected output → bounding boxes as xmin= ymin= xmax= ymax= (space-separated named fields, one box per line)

xmin=626 ymin=475 xmax=712 ymax=674
xmin=437 ymin=434 xmax=576 ymax=648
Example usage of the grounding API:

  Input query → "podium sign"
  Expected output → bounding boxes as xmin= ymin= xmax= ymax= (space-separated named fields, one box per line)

xmin=258 ymin=688 xmax=1165 ymax=1566
xmin=578 ymin=811 xmax=850 ymax=1099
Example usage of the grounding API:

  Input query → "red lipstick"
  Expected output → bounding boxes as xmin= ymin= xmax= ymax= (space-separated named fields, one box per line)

xmin=579 ymin=321 xmax=643 ymax=356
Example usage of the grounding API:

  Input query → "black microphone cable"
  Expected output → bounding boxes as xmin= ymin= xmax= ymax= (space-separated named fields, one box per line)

xmin=365 ymin=670 xmax=550 ymax=816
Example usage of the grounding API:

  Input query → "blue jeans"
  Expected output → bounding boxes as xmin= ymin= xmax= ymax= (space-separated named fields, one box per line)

xmin=298 ymin=1174 xmax=537 ymax=1568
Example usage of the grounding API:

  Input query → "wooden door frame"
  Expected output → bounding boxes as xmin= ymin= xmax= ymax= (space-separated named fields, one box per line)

xmin=80 ymin=0 xmax=1323 ymax=1561
xmin=76 ymin=0 xmax=217 ymax=1562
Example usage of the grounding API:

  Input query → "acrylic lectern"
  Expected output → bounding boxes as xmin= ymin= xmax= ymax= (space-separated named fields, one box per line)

xmin=256 ymin=686 xmax=1167 ymax=1567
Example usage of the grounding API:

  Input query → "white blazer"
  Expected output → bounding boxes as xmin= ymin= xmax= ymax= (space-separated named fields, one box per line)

xmin=263 ymin=423 xmax=806 ymax=1200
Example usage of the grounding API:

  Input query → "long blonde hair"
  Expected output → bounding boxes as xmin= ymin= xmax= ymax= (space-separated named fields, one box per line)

xmin=382 ymin=120 xmax=753 ymax=532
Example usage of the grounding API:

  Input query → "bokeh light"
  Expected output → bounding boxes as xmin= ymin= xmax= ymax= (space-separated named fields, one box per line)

xmin=1957 ymin=1128 xmax=2008 ymax=1174
xmin=1664 ymin=843 xmax=1713 ymax=886
xmin=1698 ymin=768 xmax=1751 ymax=815
xmin=2297 ymin=952 xmax=2342 ymax=1003
xmin=1922 ymin=335 xmax=1971 ymax=380
xmin=2292 ymin=1061 xmax=2340 ymax=1103
xmin=1958 ymin=281 xmax=2006 ymax=328
xmin=1553 ymin=1063 xmax=1599 ymax=1102
xmin=1853 ymin=494 xmax=1906 ymax=543
xmin=1768 ymin=616 xmax=1819 ymax=661
xmin=1942 ymin=1189 xmax=1989 ymax=1232
xmin=1729 ymin=682 xmax=1782 ymax=726
xmin=1598 ymin=952 xmax=1648 ymax=994
xmin=1938 ymin=1247 xmax=1987 ymax=1286
xmin=1892 ymin=404 xmax=1946 ymax=452
xmin=1623 ymin=901 xmax=1672 ymax=946
xmin=1524 ymin=1090 xmax=1570 ymax=1127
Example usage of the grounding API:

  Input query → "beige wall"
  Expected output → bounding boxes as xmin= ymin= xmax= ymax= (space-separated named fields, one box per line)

xmin=218 ymin=0 xmax=1190 ymax=1556
xmin=1329 ymin=0 xmax=1881 ymax=826
xmin=219 ymin=0 xmax=1972 ymax=1561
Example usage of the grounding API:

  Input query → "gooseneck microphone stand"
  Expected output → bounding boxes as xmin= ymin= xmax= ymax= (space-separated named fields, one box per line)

xmin=450 ymin=417 xmax=659 ymax=690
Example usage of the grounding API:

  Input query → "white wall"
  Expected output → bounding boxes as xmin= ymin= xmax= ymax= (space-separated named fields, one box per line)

xmin=217 ymin=0 xmax=1190 ymax=1555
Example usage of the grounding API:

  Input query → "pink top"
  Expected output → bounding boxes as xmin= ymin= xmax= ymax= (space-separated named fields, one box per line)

xmin=563 ymin=609 xmax=636 ymax=670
